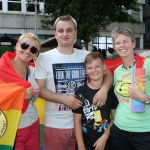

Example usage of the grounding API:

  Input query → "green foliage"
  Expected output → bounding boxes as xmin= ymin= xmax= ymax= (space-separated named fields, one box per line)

xmin=40 ymin=0 xmax=141 ymax=43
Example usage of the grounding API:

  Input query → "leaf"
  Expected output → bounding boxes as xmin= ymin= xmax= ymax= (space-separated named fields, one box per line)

xmin=40 ymin=0 xmax=141 ymax=46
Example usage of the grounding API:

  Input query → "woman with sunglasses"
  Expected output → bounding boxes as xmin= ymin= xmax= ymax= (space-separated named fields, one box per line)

xmin=0 ymin=33 xmax=41 ymax=150
xmin=110 ymin=27 xmax=150 ymax=150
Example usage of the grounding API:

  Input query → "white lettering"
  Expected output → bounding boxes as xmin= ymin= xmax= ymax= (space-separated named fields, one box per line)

xmin=58 ymin=84 xmax=67 ymax=88
xmin=71 ymin=70 xmax=79 ymax=78
xmin=65 ymin=71 xmax=71 ymax=79
xmin=56 ymin=71 xmax=64 ymax=79
xmin=80 ymin=70 xmax=86 ymax=78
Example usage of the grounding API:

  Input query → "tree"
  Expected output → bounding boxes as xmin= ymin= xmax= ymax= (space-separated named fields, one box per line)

xmin=40 ymin=0 xmax=140 ymax=50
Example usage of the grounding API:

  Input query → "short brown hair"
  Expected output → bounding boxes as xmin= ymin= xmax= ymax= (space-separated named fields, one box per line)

xmin=53 ymin=15 xmax=77 ymax=31
xmin=84 ymin=52 xmax=104 ymax=65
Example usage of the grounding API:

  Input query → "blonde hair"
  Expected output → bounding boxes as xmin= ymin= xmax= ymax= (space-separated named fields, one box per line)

xmin=18 ymin=33 xmax=41 ymax=50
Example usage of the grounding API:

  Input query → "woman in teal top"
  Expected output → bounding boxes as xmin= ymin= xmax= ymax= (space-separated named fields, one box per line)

xmin=110 ymin=27 xmax=150 ymax=150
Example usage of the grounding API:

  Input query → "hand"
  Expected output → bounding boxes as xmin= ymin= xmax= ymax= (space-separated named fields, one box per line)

xmin=24 ymin=87 xmax=34 ymax=99
xmin=128 ymin=80 xmax=146 ymax=102
xmin=31 ymin=84 xmax=40 ymax=96
xmin=93 ymin=136 xmax=106 ymax=150
xmin=93 ymin=87 xmax=108 ymax=107
xmin=62 ymin=95 xmax=83 ymax=110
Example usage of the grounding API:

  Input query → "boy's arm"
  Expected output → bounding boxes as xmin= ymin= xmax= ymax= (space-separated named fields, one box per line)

xmin=36 ymin=78 xmax=82 ymax=110
xmin=93 ymin=68 xmax=113 ymax=107
xmin=74 ymin=113 xmax=86 ymax=150
xmin=93 ymin=109 xmax=116 ymax=150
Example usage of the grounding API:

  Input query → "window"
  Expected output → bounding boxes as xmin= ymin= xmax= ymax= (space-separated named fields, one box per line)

xmin=135 ymin=38 xmax=140 ymax=50
xmin=92 ymin=36 xmax=114 ymax=59
xmin=92 ymin=36 xmax=113 ymax=51
xmin=38 ymin=35 xmax=54 ymax=43
xmin=131 ymin=12 xmax=140 ymax=20
xmin=147 ymin=21 xmax=150 ymax=31
xmin=148 ymin=0 xmax=150 ymax=6
xmin=8 ymin=0 xmax=21 ymax=11
xmin=27 ymin=3 xmax=39 ymax=12
xmin=8 ymin=34 xmax=21 ymax=40
xmin=0 ymin=1 xmax=2 ymax=10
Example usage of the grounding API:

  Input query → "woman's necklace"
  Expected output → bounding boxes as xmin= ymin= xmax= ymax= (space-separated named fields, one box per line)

xmin=122 ymin=59 xmax=136 ymax=69
xmin=12 ymin=59 xmax=27 ymax=78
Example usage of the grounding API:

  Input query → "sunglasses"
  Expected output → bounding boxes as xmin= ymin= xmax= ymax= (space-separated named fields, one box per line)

xmin=20 ymin=42 xmax=38 ymax=54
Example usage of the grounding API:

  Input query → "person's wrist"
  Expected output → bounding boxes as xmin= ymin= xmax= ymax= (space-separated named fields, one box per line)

xmin=143 ymin=95 xmax=150 ymax=104
xmin=101 ymin=85 xmax=108 ymax=92
xmin=139 ymin=93 xmax=146 ymax=103
xmin=78 ymin=145 xmax=86 ymax=150
xmin=60 ymin=94 xmax=66 ymax=104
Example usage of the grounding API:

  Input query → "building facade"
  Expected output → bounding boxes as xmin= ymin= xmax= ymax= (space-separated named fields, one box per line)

xmin=0 ymin=0 xmax=146 ymax=56
xmin=143 ymin=0 xmax=150 ymax=49
xmin=88 ymin=0 xmax=145 ymax=53
xmin=0 ymin=0 xmax=53 ymax=43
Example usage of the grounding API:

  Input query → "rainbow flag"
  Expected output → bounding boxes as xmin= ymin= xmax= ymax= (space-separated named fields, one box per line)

xmin=35 ymin=98 xmax=45 ymax=150
xmin=104 ymin=57 xmax=122 ymax=75
xmin=104 ymin=53 xmax=144 ymax=75
xmin=0 ymin=52 xmax=31 ymax=150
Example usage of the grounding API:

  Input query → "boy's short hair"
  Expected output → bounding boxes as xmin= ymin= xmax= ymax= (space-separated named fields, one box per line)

xmin=53 ymin=15 xmax=77 ymax=31
xmin=84 ymin=51 xmax=104 ymax=65
xmin=18 ymin=33 xmax=41 ymax=50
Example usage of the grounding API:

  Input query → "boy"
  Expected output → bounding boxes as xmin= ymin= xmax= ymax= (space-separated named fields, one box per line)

xmin=73 ymin=52 xmax=118 ymax=150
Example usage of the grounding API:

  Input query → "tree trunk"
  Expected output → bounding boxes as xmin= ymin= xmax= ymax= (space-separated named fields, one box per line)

xmin=84 ymin=41 xmax=89 ymax=51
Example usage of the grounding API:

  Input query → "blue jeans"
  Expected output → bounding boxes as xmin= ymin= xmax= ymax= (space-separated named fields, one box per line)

xmin=110 ymin=124 xmax=150 ymax=150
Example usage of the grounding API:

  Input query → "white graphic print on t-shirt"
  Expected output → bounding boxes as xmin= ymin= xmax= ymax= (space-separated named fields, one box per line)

xmin=53 ymin=62 xmax=87 ymax=111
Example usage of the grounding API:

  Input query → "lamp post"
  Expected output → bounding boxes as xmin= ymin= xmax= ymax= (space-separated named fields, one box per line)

xmin=26 ymin=0 xmax=38 ymax=36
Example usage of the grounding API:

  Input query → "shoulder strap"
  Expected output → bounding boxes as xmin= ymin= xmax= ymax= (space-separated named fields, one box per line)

xmin=26 ymin=66 xmax=29 ymax=81
xmin=135 ymin=53 xmax=146 ymax=68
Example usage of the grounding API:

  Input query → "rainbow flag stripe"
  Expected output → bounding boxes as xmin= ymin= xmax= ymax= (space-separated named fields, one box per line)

xmin=0 ymin=52 xmax=31 ymax=150
xmin=35 ymin=97 xmax=45 ymax=150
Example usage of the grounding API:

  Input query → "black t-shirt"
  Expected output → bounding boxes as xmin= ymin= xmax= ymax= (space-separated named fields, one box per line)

xmin=73 ymin=84 xmax=118 ymax=150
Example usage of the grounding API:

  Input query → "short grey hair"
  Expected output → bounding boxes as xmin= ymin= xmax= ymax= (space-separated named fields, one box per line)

xmin=111 ymin=27 xmax=135 ymax=45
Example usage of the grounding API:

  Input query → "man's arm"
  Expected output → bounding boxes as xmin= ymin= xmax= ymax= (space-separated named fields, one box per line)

xmin=36 ymin=78 xmax=83 ymax=110
xmin=93 ymin=68 xmax=113 ymax=107
xmin=74 ymin=113 xmax=86 ymax=150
